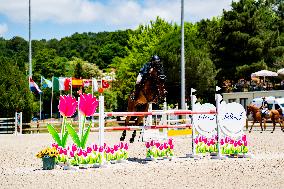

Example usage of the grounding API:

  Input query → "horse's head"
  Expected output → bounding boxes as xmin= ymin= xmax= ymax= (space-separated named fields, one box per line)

xmin=247 ymin=104 xmax=259 ymax=116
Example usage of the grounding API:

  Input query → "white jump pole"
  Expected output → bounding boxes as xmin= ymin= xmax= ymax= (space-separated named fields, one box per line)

xmin=19 ymin=112 xmax=22 ymax=134
xmin=186 ymin=88 xmax=201 ymax=159
xmin=14 ymin=112 xmax=17 ymax=135
xmin=162 ymin=100 xmax=167 ymax=139
xmin=211 ymin=87 xmax=227 ymax=160
xmin=98 ymin=95 xmax=105 ymax=164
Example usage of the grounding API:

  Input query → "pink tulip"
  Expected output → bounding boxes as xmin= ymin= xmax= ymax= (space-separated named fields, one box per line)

xmin=210 ymin=139 xmax=215 ymax=145
xmin=124 ymin=143 xmax=129 ymax=150
xmin=87 ymin=147 xmax=92 ymax=153
xmin=220 ymin=139 xmax=224 ymax=145
xmin=242 ymin=135 xmax=247 ymax=142
xmin=194 ymin=138 xmax=199 ymax=144
xmin=104 ymin=143 xmax=107 ymax=148
xmin=114 ymin=145 xmax=119 ymax=151
xmin=145 ymin=142 xmax=150 ymax=148
xmin=105 ymin=147 xmax=111 ymax=153
xmin=77 ymin=148 xmax=83 ymax=156
xmin=163 ymin=143 xmax=168 ymax=149
xmin=206 ymin=142 xmax=211 ymax=146
xmin=168 ymin=138 xmax=173 ymax=145
xmin=199 ymin=136 xmax=203 ymax=143
xmin=58 ymin=95 xmax=77 ymax=117
xmin=69 ymin=151 xmax=74 ymax=158
xmin=225 ymin=137 xmax=230 ymax=144
xmin=58 ymin=147 xmax=63 ymax=155
xmin=72 ymin=144 xmax=77 ymax=152
xmin=99 ymin=146 xmax=104 ymax=152
xmin=82 ymin=150 xmax=87 ymax=157
xmin=150 ymin=140 xmax=155 ymax=146
xmin=52 ymin=143 xmax=58 ymax=149
xmin=79 ymin=93 xmax=99 ymax=116
xmin=233 ymin=141 xmax=238 ymax=147
xmin=237 ymin=140 xmax=243 ymax=146
xmin=92 ymin=144 xmax=98 ymax=151
xmin=159 ymin=145 xmax=164 ymax=151
xmin=169 ymin=144 xmax=174 ymax=150
xmin=155 ymin=142 xmax=160 ymax=148
xmin=63 ymin=149 xmax=67 ymax=155
xmin=230 ymin=140 xmax=234 ymax=144
xmin=110 ymin=148 xmax=115 ymax=154
xmin=119 ymin=142 xmax=124 ymax=149
xmin=244 ymin=141 xmax=248 ymax=146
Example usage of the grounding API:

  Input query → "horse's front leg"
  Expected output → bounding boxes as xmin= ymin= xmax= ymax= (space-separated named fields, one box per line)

xmin=249 ymin=120 xmax=255 ymax=133
xmin=260 ymin=119 xmax=263 ymax=133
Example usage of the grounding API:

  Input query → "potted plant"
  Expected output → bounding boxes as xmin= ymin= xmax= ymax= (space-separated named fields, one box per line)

xmin=36 ymin=147 xmax=58 ymax=170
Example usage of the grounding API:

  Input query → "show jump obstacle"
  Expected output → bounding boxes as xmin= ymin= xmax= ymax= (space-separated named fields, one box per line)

xmin=93 ymin=90 xmax=248 ymax=163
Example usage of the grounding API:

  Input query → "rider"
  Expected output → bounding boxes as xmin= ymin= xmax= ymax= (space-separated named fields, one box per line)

xmin=133 ymin=55 xmax=161 ymax=100
xmin=260 ymin=96 xmax=269 ymax=117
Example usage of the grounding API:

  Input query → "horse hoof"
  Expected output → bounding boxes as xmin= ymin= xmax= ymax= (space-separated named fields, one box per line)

xmin=260 ymin=131 xmax=262 ymax=133
xmin=129 ymin=138 xmax=135 ymax=143
xmin=271 ymin=131 xmax=274 ymax=133
xmin=249 ymin=130 xmax=251 ymax=133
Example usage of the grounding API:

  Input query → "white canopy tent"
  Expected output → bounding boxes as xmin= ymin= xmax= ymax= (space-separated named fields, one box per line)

xmin=251 ymin=70 xmax=278 ymax=83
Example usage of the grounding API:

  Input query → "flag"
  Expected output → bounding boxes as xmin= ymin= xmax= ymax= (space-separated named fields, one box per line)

xmin=72 ymin=78 xmax=83 ymax=88
xmin=92 ymin=78 xmax=98 ymax=92
xmin=53 ymin=77 xmax=60 ymax=91
xmin=53 ymin=77 xmax=71 ymax=91
xmin=83 ymin=79 xmax=91 ymax=88
xmin=102 ymin=79 xmax=109 ymax=88
xmin=29 ymin=77 xmax=42 ymax=94
xmin=41 ymin=76 xmax=52 ymax=88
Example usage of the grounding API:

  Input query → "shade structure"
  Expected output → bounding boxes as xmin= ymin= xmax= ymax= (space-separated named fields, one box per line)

xmin=277 ymin=68 xmax=284 ymax=76
xmin=251 ymin=70 xmax=278 ymax=77
xmin=251 ymin=70 xmax=278 ymax=85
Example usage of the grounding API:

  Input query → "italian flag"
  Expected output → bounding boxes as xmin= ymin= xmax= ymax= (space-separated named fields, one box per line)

xmin=53 ymin=77 xmax=71 ymax=91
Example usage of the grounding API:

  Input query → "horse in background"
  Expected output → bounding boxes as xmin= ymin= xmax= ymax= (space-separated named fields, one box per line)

xmin=246 ymin=104 xmax=283 ymax=133
xmin=120 ymin=62 xmax=167 ymax=143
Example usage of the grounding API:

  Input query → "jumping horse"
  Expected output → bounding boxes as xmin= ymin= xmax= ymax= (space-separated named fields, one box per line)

xmin=120 ymin=62 xmax=167 ymax=143
xmin=246 ymin=104 xmax=283 ymax=133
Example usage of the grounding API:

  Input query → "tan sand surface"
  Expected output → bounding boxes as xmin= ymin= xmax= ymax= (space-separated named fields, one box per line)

xmin=0 ymin=129 xmax=284 ymax=189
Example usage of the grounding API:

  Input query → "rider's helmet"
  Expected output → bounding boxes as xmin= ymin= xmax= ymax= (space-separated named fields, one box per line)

xmin=151 ymin=55 xmax=160 ymax=63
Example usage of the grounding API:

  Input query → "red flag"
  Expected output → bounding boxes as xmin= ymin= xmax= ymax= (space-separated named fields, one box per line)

xmin=102 ymin=80 xmax=109 ymax=88
xmin=64 ymin=78 xmax=71 ymax=91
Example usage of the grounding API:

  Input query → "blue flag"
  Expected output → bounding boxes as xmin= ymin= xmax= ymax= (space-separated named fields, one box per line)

xmin=41 ymin=76 xmax=52 ymax=88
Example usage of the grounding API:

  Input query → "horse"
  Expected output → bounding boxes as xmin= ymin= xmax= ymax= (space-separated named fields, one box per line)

xmin=246 ymin=104 xmax=283 ymax=133
xmin=120 ymin=62 xmax=167 ymax=143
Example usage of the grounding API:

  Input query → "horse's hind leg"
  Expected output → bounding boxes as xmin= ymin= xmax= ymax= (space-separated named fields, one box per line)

xmin=120 ymin=116 xmax=131 ymax=141
xmin=129 ymin=130 xmax=136 ymax=143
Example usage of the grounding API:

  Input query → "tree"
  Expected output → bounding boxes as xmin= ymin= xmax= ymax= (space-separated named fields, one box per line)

xmin=0 ymin=56 xmax=33 ymax=122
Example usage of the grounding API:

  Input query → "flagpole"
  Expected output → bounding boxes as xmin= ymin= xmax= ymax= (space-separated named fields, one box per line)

xmin=51 ymin=76 xmax=53 ymax=120
xmin=40 ymin=76 xmax=42 ymax=120
xmin=92 ymin=77 xmax=94 ymax=97
xmin=28 ymin=0 xmax=32 ymax=78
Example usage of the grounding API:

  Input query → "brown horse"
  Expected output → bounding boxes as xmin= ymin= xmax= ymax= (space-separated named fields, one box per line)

xmin=247 ymin=104 xmax=283 ymax=133
xmin=120 ymin=62 xmax=167 ymax=143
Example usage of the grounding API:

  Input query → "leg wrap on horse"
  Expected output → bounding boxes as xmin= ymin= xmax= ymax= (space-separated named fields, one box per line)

xmin=130 ymin=130 xmax=136 ymax=143
xmin=120 ymin=130 xmax=126 ymax=141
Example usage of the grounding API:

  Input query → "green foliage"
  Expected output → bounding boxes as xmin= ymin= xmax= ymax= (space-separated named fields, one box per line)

xmin=0 ymin=56 xmax=33 ymax=122
xmin=81 ymin=125 xmax=91 ymax=149
xmin=66 ymin=123 xmax=81 ymax=147
xmin=47 ymin=124 xmax=62 ymax=147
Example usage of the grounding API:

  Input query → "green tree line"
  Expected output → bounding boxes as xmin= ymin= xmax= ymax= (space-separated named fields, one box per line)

xmin=0 ymin=0 xmax=283 ymax=120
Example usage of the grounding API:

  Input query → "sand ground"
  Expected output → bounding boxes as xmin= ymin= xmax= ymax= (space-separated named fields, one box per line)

xmin=0 ymin=127 xmax=284 ymax=189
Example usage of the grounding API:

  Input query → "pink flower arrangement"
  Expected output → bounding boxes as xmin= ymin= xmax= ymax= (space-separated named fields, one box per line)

xmin=194 ymin=134 xmax=249 ymax=155
xmin=145 ymin=139 xmax=174 ymax=159
xmin=54 ymin=142 xmax=129 ymax=166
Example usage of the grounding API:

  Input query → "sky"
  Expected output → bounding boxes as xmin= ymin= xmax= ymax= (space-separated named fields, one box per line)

xmin=0 ymin=0 xmax=235 ymax=40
